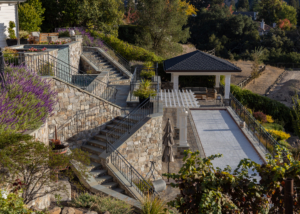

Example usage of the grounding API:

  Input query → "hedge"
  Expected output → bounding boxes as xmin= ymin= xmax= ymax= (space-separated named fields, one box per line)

xmin=89 ymin=30 xmax=164 ymax=62
xmin=231 ymin=84 xmax=294 ymax=131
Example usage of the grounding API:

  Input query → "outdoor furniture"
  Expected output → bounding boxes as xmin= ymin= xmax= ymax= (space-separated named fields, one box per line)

xmin=201 ymin=95 xmax=206 ymax=100
xmin=183 ymin=87 xmax=207 ymax=95
xmin=216 ymin=94 xmax=223 ymax=106
xmin=29 ymin=32 xmax=59 ymax=44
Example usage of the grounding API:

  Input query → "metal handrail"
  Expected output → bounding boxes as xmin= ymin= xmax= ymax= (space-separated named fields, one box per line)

xmin=1 ymin=52 xmax=118 ymax=104
xmin=105 ymin=98 xmax=158 ymax=198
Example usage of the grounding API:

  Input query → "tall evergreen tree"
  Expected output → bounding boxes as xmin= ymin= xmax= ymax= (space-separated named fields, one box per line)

xmin=289 ymin=0 xmax=299 ymax=9
xmin=237 ymin=0 xmax=250 ymax=11
xmin=252 ymin=0 xmax=262 ymax=11
xmin=136 ymin=0 xmax=190 ymax=56
xmin=231 ymin=0 xmax=236 ymax=11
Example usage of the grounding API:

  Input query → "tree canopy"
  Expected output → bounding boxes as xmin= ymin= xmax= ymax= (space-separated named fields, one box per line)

xmin=19 ymin=0 xmax=45 ymax=32
xmin=136 ymin=0 xmax=191 ymax=57
xmin=237 ymin=0 xmax=250 ymax=11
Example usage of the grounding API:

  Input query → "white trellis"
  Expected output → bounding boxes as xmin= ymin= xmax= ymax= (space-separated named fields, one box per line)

xmin=161 ymin=89 xmax=199 ymax=147
xmin=160 ymin=89 xmax=199 ymax=108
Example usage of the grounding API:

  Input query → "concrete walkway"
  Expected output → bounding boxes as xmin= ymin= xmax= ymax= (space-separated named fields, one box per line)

xmin=110 ymin=83 xmax=131 ymax=108
xmin=191 ymin=110 xmax=264 ymax=171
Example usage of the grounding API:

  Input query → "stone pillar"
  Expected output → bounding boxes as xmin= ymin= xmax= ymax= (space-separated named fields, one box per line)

xmin=225 ymin=74 xmax=231 ymax=99
xmin=179 ymin=108 xmax=188 ymax=146
xmin=172 ymin=74 xmax=179 ymax=90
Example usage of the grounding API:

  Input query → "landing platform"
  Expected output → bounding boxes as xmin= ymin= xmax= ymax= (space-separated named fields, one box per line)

xmin=190 ymin=110 xmax=264 ymax=171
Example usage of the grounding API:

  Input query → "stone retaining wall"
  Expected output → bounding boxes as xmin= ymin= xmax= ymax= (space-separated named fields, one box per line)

xmin=117 ymin=116 xmax=163 ymax=180
xmin=23 ymin=120 xmax=49 ymax=146
xmin=47 ymin=77 xmax=121 ymax=149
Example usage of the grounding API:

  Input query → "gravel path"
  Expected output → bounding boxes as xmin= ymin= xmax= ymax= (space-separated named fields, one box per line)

xmin=266 ymin=71 xmax=300 ymax=107
xmin=244 ymin=66 xmax=285 ymax=95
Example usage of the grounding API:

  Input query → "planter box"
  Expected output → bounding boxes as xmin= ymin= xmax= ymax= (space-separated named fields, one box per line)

xmin=6 ymin=39 xmax=17 ymax=46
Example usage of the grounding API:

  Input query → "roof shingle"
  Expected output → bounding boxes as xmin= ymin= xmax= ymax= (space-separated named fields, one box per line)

xmin=163 ymin=50 xmax=241 ymax=72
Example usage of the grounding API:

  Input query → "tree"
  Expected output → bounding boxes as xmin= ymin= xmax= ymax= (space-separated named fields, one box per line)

xmin=19 ymin=0 xmax=45 ymax=31
xmin=251 ymin=0 xmax=262 ymax=11
xmin=289 ymin=0 xmax=299 ymax=9
xmin=77 ymin=0 xmax=124 ymax=36
xmin=164 ymin=147 xmax=300 ymax=213
xmin=230 ymin=0 xmax=236 ymax=11
xmin=189 ymin=5 xmax=259 ymax=58
xmin=0 ymin=135 xmax=90 ymax=206
xmin=278 ymin=1 xmax=297 ymax=25
xmin=291 ymin=94 xmax=300 ymax=139
xmin=251 ymin=47 xmax=264 ymax=83
xmin=258 ymin=0 xmax=297 ymax=25
xmin=237 ymin=0 xmax=250 ymax=11
xmin=136 ymin=0 xmax=190 ymax=56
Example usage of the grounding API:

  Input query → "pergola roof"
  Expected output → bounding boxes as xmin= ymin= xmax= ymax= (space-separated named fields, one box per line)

xmin=160 ymin=89 xmax=199 ymax=108
xmin=164 ymin=50 xmax=241 ymax=73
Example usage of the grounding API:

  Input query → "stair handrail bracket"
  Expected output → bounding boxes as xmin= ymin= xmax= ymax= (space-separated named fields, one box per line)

xmin=105 ymin=98 xmax=158 ymax=198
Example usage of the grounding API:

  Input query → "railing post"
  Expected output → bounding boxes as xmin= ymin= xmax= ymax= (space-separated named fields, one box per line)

xmin=130 ymin=166 xmax=133 ymax=187
xmin=284 ymin=178 xmax=294 ymax=214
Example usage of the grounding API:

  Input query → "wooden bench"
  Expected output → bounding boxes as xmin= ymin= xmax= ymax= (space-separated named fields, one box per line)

xmin=29 ymin=32 xmax=59 ymax=44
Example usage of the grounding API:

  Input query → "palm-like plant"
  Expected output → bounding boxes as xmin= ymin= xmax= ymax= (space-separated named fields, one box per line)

xmin=133 ymin=80 xmax=157 ymax=99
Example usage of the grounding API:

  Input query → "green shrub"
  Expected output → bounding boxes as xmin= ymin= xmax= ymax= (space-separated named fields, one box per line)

xmin=118 ymin=25 xmax=141 ymax=44
xmin=59 ymin=31 xmax=70 ymax=37
xmin=19 ymin=30 xmax=29 ymax=39
xmin=262 ymin=123 xmax=284 ymax=131
xmin=231 ymin=84 xmax=293 ymax=131
xmin=141 ymin=194 xmax=166 ymax=214
xmin=0 ymin=191 xmax=34 ymax=214
xmin=8 ymin=21 xmax=16 ymax=39
xmin=140 ymin=70 xmax=155 ymax=79
xmin=133 ymin=80 xmax=157 ymax=99
xmin=0 ymin=133 xmax=32 ymax=150
xmin=71 ymin=193 xmax=132 ymax=214
xmin=89 ymin=30 xmax=164 ymax=62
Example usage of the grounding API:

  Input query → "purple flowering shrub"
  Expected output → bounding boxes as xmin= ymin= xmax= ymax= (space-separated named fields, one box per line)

xmin=57 ymin=27 xmax=105 ymax=48
xmin=0 ymin=65 xmax=58 ymax=133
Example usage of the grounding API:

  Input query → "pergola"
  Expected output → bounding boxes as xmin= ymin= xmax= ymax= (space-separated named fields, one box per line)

xmin=163 ymin=50 xmax=242 ymax=100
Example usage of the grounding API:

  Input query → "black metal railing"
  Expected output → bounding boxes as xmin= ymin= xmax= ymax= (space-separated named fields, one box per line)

xmin=219 ymin=85 xmax=280 ymax=156
xmin=2 ymin=52 xmax=118 ymax=104
xmin=105 ymin=98 xmax=158 ymax=198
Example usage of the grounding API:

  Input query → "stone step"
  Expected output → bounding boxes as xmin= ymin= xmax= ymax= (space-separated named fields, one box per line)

xmin=89 ymin=154 xmax=102 ymax=164
xmin=109 ymin=75 xmax=127 ymax=81
xmin=109 ymin=79 xmax=130 ymax=85
xmin=95 ymin=175 xmax=113 ymax=184
xmin=81 ymin=145 xmax=105 ymax=156
xmin=112 ymin=188 xmax=125 ymax=194
xmin=109 ymin=72 xmax=122 ymax=77
xmin=87 ymin=161 xmax=102 ymax=171
xmin=86 ymin=139 xmax=107 ymax=150
xmin=111 ymin=119 xmax=136 ymax=128
xmin=90 ymin=169 xmax=108 ymax=178
xmin=93 ymin=134 xmax=108 ymax=142
xmin=102 ymin=182 xmax=119 ymax=189
xmin=116 ymin=116 xmax=139 ymax=124
xmin=105 ymin=124 xmax=129 ymax=133
xmin=100 ymin=129 xmax=122 ymax=139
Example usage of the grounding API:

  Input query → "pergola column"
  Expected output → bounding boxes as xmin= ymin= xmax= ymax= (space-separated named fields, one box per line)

xmin=215 ymin=75 xmax=220 ymax=87
xmin=225 ymin=74 xmax=231 ymax=99
xmin=179 ymin=108 xmax=188 ymax=147
xmin=171 ymin=73 xmax=179 ymax=90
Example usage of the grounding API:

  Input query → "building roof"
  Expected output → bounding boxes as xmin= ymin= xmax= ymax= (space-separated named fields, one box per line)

xmin=233 ymin=12 xmax=258 ymax=20
xmin=163 ymin=50 xmax=242 ymax=72
xmin=255 ymin=21 xmax=273 ymax=33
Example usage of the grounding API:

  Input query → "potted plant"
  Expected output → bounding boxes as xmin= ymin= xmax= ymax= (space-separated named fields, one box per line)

xmin=50 ymin=126 xmax=69 ymax=154
xmin=6 ymin=21 xmax=17 ymax=46
xmin=19 ymin=30 xmax=29 ymax=44
xmin=140 ymin=61 xmax=155 ymax=80
xmin=133 ymin=79 xmax=157 ymax=104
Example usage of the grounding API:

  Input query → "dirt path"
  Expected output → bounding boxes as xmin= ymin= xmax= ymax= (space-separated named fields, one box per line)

xmin=244 ymin=65 xmax=285 ymax=95
xmin=230 ymin=60 xmax=253 ymax=85
xmin=266 ymin=71 xmax=300 ymax=107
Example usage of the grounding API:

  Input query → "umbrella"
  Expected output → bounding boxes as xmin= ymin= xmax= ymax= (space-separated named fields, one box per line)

xmin=162 ymin=118 xmax=175 ymax=181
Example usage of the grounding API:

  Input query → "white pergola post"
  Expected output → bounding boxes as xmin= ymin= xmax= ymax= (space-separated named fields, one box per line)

xmin=179 ymin=108 xmax=188 ymax=146
xmin=215 ymin=75 xmax=220 ymax=88
xmin=176 ymin=107 xmax=181 ymax=128
xmin=172 ymin=74 xmax=179 ymax=90
xmin=225 ymin=74 xmax=231 ymax=99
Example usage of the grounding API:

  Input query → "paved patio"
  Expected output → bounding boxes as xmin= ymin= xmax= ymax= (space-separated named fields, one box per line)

xmin=191 ymin=110 xmax=264 ymax=171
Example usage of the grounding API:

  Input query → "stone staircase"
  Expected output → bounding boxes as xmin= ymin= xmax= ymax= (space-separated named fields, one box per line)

xmin=80 ymin=115 xmax=140 ymax=198
xmin=82 ymin=51 xmax=130 ymax=84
